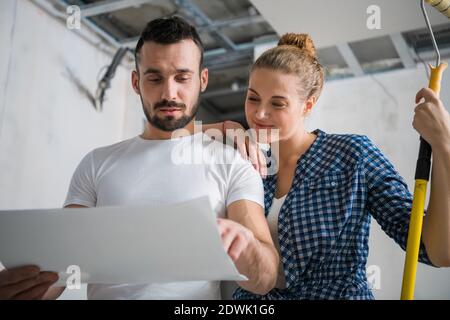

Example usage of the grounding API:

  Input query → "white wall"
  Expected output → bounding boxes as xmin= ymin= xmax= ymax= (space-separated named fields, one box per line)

xmin=0 ymin=0 xmax=144 ymax=299
xmin=0 ymin=0 xmax=144 ymax=211
xmin=307 ymin=62 xmax=450 ymax=299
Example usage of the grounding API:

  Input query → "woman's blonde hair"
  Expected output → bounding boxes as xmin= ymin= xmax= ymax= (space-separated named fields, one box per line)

xmin=252 ymin=33 xmax=324 ymax=101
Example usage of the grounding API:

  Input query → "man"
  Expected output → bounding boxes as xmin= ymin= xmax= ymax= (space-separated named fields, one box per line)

xmin=0 ymin=16 xmax=278 ymax=300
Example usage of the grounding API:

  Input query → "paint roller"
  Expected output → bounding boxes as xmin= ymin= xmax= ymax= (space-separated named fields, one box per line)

xmin=424 ymin=0 xmax=450 ymax=17
xmin=400 ymin=0 xmax=449 ymax=300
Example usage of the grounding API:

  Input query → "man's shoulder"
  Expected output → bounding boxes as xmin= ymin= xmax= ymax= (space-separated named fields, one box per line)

xmin=87 ymin=137 xmax=137 ymax=164
xmin=199 ymin=133 xmax=249 ymax=166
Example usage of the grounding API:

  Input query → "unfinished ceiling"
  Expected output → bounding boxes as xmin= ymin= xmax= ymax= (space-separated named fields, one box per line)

xmin=35 ymin=0 xmax=450 ymax=125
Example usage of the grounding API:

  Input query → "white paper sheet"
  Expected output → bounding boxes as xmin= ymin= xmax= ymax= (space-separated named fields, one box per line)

xmin=0 ymin=196 xmax=247 ymax=286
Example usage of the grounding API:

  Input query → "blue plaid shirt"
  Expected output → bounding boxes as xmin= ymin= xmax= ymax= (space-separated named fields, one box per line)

xmin=234 ymin=129 xmax=435 ymax=300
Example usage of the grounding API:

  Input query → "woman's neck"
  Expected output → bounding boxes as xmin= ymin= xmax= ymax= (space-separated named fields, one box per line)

xmin=276 ymin=130 xmax=316 ymax=166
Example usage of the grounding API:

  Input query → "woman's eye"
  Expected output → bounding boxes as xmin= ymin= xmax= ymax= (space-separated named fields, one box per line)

xmin=272 ymin=102 xmax=286 ymax=108
xmin=247 ymin=97 xmax=259 ymax=102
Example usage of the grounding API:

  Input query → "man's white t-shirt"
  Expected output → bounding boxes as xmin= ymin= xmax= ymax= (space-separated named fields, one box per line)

xmin=63 ymin=132 xmax=264 ymax=300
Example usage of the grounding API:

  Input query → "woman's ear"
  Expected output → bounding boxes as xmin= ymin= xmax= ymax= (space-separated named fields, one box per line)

xmin=303 ymin=96 xmax=316 ymax=117
xmin=132 ymin=70 xmax=140 ymax=95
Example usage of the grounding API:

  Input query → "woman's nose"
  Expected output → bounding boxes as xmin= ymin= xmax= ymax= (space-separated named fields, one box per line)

xmin=255 ymin=106 xmax=269 ymax=120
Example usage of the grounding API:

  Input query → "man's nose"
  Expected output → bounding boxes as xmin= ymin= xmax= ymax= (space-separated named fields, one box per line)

xmin=161 ymin=79 xmax=178 ymax=101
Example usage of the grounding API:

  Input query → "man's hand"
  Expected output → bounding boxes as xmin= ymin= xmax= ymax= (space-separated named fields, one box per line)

xmin=220 ymin=200 xmax=279 ymax=295
xmin=217 ymin=218 xmax=255 ymax=263
xmin=0 ymin=265 xmax=59 ymax=300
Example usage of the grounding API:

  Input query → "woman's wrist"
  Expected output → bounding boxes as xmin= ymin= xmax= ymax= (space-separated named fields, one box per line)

xmin=432 ymin=142 xmax=450 ymax=156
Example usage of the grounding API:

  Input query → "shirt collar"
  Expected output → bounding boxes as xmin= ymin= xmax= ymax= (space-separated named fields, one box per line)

xmin=264 ymin=129 xmax=326 ymax=181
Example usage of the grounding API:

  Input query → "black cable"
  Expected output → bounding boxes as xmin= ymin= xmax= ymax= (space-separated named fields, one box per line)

xmin=95 ymin=47 xmax=129 ymax=111
xmin=370 ymin=74 xmax=399 ymax=109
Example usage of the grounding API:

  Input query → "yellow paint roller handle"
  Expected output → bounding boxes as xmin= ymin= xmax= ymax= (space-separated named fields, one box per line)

xmin=400 ymin=62 xmax=447 ymax=300
xmin=401 ymin=179 xmax=428 ymax=300
xmin=428 ymin=63 xmax=448 ymax=94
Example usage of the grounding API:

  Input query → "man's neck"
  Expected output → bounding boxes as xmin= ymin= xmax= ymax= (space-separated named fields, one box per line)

xmin=140 ymin=120 xmax=196 ymax=140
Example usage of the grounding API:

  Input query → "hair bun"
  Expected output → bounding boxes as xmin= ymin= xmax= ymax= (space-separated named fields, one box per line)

xmin=278 ymin=33 xmax=317 ymax=58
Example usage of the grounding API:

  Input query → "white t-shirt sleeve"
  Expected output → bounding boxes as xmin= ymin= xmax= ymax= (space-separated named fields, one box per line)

xmin=226 ymin=152 xmax=265 ymax=209
xmin=63 ymin=151 xmax=97 ymax=208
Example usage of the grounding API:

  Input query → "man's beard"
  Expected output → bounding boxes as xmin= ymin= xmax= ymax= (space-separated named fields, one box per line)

xmin=141 ymin=95 xmax=200 ymax=132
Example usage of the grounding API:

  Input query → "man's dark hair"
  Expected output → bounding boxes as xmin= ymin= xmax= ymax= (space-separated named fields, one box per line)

xmin=134 ymin=16 xmax=204 ymax=72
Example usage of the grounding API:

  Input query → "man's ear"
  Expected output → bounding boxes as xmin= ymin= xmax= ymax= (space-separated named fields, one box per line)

xmin=200 ymin=67 xmax=208 ymax=92
xmin=303 ymin=96 xmax=316 ymax=117
xmin=132 ymin=70 xmax=140 ymax=95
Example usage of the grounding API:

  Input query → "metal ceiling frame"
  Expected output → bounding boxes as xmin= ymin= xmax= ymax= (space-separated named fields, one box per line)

xmin=390 ymin=33 xmax=416 ymax=69
xmin=56 ymin=0 xmax=268 ymax=49
xmin=119 ymin=14 xmax=267 ymax=48
xmin=174 ymin=0 xmax=238 ymax=51
xmin=42 ymin=1 xmax=450 ymax=84
xmin=54 ymin=0 xmax=275 ymax=68
xmin=336 ymin=42 xmax=365 ymax=77
xmin=79 ymin=0 xmax=157 ymax=17
xmin=45 ymin=0 xmax=450 ymax=77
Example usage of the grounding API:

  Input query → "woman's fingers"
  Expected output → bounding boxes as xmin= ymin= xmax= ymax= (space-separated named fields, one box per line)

xmin=415 ymin=87 xmax=439 ymax=104
xmin=235 ymin=134 xmax=249 ymax=162
xmin=223 ymin=121 xmax=269 ymax=177
xmin=248 ymin=139 xmax=260 ymax=172
xmin=257 ymin=148 xmax=268 ymax=178
xmin=412 ymin=87 xmax=450 ymax=149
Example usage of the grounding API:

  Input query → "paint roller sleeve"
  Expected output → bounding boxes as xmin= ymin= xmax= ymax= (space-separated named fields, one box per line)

xmin=426 ymin=0 xmax=450 ymax=18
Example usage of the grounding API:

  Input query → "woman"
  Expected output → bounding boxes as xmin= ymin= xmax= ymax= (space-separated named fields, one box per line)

xmin=206 ymin=33 xmax=450 ymax=299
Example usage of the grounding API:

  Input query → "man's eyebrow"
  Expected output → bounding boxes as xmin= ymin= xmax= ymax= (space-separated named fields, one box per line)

xmin=143 ymin=68 xmax=161 ymax=75
xmin=176 ymin=68 xmax=194 ymax=74
xmin=142 ymin=68 xmax=194 ymax=75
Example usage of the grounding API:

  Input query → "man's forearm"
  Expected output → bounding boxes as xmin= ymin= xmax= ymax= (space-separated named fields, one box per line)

xmin=234 ymin=237 xmax=278 ymax=295
xmin=424 ymin=145 xmax=450 ymax=267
